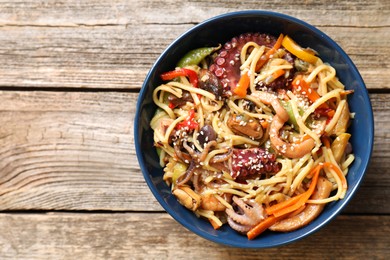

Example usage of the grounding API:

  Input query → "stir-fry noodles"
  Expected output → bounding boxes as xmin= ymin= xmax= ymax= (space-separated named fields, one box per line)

xmin=150 ymin=33 xmax=354 ymax=239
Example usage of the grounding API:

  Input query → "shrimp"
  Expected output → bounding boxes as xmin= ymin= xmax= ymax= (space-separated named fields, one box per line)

xmin=269 ymin=177 xmax=333 ymax=231
xmin=200 ymin=193 xmax=227 ymax=211
xmin=251 ymin=91 xmax=315 ymax=159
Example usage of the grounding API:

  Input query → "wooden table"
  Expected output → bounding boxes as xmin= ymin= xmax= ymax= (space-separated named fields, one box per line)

xmin=0 ymin=1 xmax=388 ymax=259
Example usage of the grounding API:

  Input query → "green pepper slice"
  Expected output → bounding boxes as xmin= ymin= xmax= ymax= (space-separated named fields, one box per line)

xmin=176 ymin=45 xmax=220 ymax=68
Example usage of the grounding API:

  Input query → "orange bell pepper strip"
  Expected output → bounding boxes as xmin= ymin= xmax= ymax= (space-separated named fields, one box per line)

xmin=282 ymin=35 xmax=319 ymax=64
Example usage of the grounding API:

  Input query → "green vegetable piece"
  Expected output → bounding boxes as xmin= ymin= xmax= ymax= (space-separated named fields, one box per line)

xmin=281 ymin=100 xmax=303 ymax=130
xmin=176 ymin=45 xmax=221 ymax=68
xmin=172 ymin=162 xmax=188 ymax=185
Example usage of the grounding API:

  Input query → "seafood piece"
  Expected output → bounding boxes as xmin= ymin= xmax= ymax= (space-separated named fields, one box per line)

xmin=167 ymin=91 xmax=194 ymax=108
xmin=227 ymin=113 xmax=263 ymax=139
xmin=200 ymin=194 xmax=226 ymax=211
xmin=209 ymin=33 xmax=277 ymax=94
xmin=269 ymin=177 xmax=333 ymax=232
xmin=172 ymin=185 xmax=201 ymax=211
xmin=226 ymin=196 xmax=266 ymax=233
xmin=198 ymin=69 xmax=223 ymax=99
xmin=174 ymin=140 xmax=218 ymax=186
xmin=251 ymin=91 xmax=315 ymax=159
xmin=231 ymin=148 xmax=281 ymax=179
xmin=175 ymin=161 xmax=196 ymax=186
xmin=270 ymin=115 xmax=315 ymax=159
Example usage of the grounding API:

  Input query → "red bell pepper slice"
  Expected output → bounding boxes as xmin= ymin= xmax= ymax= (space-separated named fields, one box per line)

xmin=160 ymin=68 xmax=198 ymax=88
xmin=175 ymin=109 xmax=199 ymax=131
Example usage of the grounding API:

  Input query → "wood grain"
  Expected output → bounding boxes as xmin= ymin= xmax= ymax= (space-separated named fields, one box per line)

xmin=0 ymin=213 xmax=388 ymax=259
xmin=0 ymin=0 xmax=388 ymax=89
xmin=0 ymin=91 xmax=387 ymax=213
xmin=0 ymin=1 xmax=388 ymax=259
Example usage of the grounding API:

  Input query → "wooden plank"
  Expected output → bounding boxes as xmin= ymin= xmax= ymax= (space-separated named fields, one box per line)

xmin=0 ymin=0 xmax=388 ymax=27
xmin=0 ymin=1 xmax=388 ymax=89
xmin=0 ymin=91 xmax=387 ymax=213
xmin=0 ymin=213 xmax=388 ymax=259
xmin=0 ymin=91 xmax=160 ymax=211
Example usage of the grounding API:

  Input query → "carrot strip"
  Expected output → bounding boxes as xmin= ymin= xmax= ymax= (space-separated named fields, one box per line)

xmin=265 ymin=193 xmax=305 ymax=215
xmin=255 ymin=33 xmax=284 ymax=71
xmin=288 ymin=205 xmax=306 ymax=218
xmin=272 ymin=69 xmax=285 ymax=80
xmin=266 ymin=164 xmax=322 ymax=218
xmin=247 ymin=215 xmax=281 ymax=240
xmin=292 ymin=75 xmax=320 ymax=102
xmin=327 ymin=109 xmax=335 ymax=118
xmin=249 ymin=161 xmax=347 ymax=239
xmin=272 ymin=164 xmax=321 ymax=217
xmin=233 ymin=72 xmax=250 ymax=97
xmin=209 ymin=218 xmax=221 ymax=230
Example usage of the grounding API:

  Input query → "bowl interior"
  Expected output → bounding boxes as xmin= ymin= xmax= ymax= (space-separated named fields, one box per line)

xmin=135 ymin=10 xmax=374 ymax=248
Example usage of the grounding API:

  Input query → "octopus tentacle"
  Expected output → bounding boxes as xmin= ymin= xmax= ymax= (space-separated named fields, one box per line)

xmin=176 ymin=161 xmax=196 ymax=186
xmin=226 ymin=196 xmax=266 ymax=233
xmin=231 ymin=197 xmax=262 ymax=226
xmin=245 ymin=200 xmax=265 ymax=222
xmin=226 ymin=216 xmax=252 ymax=233
xmin=174 ymin=141 xmax=191 ymax=162
xmin=183 ymin=140 xmax=198 ymax=160
xmin=199 ymin=140 xmax=217 ymax=162
xmin=209 ymin=33 xmax=279 ymax=94
xmin=226 ymin=208 xmax=253 ymax=226
xmin=209 ymin=148 xmax=233 ymax=163
xmin=210 ymin=33 xmax=276 ymax=94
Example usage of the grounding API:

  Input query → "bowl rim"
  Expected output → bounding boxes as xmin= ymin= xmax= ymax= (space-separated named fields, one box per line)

xmin=134 ymin=10 xmax=374 ymax=248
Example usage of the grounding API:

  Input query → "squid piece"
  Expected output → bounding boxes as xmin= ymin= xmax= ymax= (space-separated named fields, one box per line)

xmin=269 ymin=177 xmax=333 ymax=232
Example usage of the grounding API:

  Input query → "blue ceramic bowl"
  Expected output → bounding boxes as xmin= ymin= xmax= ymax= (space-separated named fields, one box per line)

xmin=135 ymin=10 xmax=374 ymax=248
